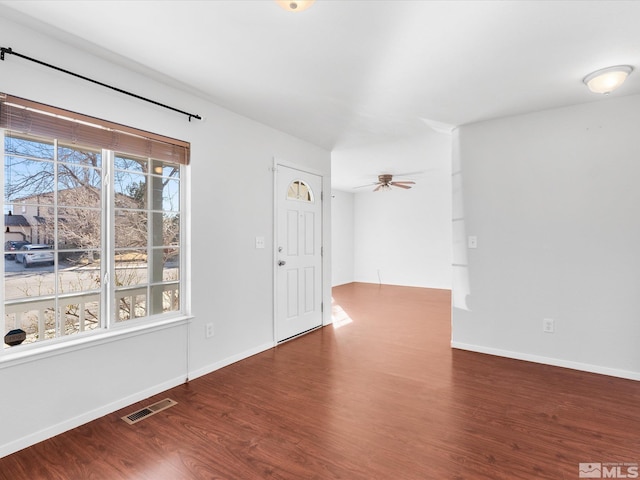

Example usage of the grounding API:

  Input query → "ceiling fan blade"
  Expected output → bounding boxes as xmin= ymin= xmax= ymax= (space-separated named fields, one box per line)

xmin=393 ymin=169 xmax=441 ymax=178
xmin=391 ymin=183 xmax=412 ymax=189
xmin=391 ymin=181 xmax=416 ymax=185
xmin=355 ymin=182 xmax=381 ymax=189
xmin=373 ymin=184 xmax=384 ymax=192
xmin=393 ymin=170 xmax=427 ymax=177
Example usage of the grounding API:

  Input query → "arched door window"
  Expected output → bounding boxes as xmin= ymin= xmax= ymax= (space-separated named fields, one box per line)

xmin=287 ymin=180 xmax=314 ymax=202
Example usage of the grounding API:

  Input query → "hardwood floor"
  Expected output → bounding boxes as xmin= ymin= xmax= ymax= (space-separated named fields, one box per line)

xmin=2 ymin=282 xmax=640 ymax=479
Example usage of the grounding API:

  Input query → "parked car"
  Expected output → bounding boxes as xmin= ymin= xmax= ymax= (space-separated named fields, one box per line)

xmin=15 ymin=244 xmax=54 ymax=267
xmin=4 ymin=240 xmax=31 ymax=260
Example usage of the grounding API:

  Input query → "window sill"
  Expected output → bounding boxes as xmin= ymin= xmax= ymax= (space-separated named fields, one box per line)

xmin=0 ymin=315 xmax=193 ymax=370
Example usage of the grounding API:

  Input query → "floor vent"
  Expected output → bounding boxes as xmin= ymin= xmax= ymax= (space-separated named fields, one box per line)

xmin=122 ymin=398 xmax=177 ymax=425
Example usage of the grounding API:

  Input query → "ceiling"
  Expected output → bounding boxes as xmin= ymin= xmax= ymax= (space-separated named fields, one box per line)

xmin=2 ymin=1 xmax=640 ymax=178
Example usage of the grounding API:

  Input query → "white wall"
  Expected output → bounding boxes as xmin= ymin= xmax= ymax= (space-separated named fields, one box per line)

xmin=0 ymin=15 xmax=331 ymax=456
xmin=330 ymin=190 xmax=355 ymax=286
xmin=332 ymin=133 xmax=452 ymax=289
xmin=452 ymin=94 xmax=640 ymax=380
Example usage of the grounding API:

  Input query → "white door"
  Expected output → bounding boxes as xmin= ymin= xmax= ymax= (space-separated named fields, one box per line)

xmin=275 ymin=164 xmax=323 ymax=342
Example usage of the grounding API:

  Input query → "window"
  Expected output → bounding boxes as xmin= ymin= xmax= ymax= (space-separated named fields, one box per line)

xmin=287 ymin=180 xmax=314 ymax=202
xmin=1 ymin=94 xmax=188 ymax=351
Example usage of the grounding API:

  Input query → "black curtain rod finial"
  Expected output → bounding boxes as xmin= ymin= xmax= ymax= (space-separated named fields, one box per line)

xmin=0 ymin=46 xmax=12 ymax=61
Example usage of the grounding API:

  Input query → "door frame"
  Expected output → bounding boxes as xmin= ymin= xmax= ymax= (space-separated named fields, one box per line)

xmin=272 ymin=158 xmax=328 ymax=343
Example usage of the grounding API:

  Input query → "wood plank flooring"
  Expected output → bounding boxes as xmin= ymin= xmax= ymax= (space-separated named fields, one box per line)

xmin=2 ymin=282 xmax=640 ymax=479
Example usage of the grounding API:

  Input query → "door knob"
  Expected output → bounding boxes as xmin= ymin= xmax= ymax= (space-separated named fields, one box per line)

xmin=278 ymin=260 xmax=286 ymax=266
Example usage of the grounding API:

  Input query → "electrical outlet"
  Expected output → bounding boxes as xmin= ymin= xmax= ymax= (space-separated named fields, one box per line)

xmin=468 ymin=236 xmax=478 ymax=248
xmin=543 ymin=318 xmax=554 ymax=333
xmin=205 ymin=322 xmax=214 ymax=338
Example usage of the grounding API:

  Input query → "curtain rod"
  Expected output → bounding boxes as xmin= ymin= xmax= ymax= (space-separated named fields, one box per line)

xmin=1 ymin=46 xmax=202 ymax=122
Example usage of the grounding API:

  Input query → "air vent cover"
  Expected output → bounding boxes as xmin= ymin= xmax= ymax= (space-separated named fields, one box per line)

xmin=122 ymin=398 xmax=177 ymax=425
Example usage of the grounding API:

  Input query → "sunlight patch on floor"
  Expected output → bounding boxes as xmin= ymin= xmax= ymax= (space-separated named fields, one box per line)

xmin=331 ymin=297 xmax=353 ymax=329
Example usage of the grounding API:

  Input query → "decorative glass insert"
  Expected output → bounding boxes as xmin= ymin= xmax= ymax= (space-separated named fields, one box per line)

xmin=287 ymin=180 xmax=313 ymax=202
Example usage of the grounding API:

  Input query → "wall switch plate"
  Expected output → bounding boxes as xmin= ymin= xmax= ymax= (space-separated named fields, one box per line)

xmin=543 ymin=318 xmax=554 ymax=333
xmin=205 ymin=323 xmax=214 ymax=338
xmin=255 ymin=236 xmax=265 ymax=249
xmin=467 ymin=236 xmax=478 ymax=249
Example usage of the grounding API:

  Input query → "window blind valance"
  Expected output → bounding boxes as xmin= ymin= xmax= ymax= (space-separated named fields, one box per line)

xmin=0 ymin=93 xmax=190 ymax=165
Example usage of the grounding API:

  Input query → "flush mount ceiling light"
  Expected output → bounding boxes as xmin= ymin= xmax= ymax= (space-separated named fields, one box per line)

xmin=276 ymin=0 xmax=315 ymax=12
xmin=583 ymin=65 xmax=634 ymax=94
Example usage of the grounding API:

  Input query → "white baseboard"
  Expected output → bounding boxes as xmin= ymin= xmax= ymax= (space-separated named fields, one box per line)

xmin=0 ymin=375 xmax=186 ymax=459
xmin=451 ymin=341 xmax=640 ymax=381
xmin=188 ymin=341 xmax=275 ymax=381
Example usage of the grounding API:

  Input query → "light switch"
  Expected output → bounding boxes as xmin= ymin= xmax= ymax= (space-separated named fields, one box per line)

xmin=467 ymin=236 xmax=477 ymax=249
xmin=255 ymin=236 xmax=265 ymax=249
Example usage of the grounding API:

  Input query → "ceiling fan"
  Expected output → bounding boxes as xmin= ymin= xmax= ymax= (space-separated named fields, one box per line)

xmin=360 ymin=174 xmax=416 ymax=192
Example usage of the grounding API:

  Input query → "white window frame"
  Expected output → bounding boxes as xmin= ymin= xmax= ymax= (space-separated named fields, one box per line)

xmin=0 ymin=128 xmax=190 ymax=365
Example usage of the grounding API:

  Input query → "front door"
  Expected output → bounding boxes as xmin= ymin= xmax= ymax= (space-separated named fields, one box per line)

xmin=275 ymin=164 xmax=323 ymax=342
